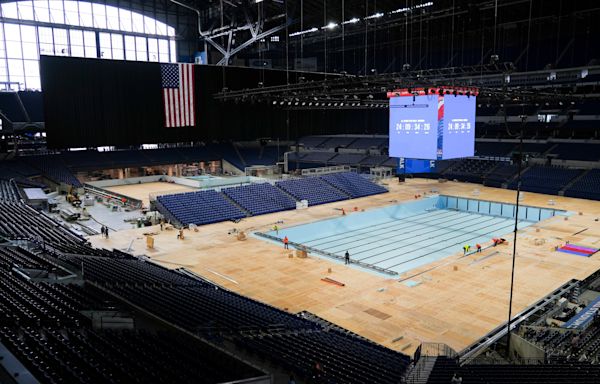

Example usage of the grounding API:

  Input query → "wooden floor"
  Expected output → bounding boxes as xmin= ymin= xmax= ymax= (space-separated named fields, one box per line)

xmin=89 ymin=179 xmax=600 ymax=355
xmin=104 ymin=181 xmax=198 ymax=207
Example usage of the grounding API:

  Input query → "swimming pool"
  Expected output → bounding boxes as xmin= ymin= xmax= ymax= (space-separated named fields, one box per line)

xmin=258 ymin=196 xmax=565 ymax=276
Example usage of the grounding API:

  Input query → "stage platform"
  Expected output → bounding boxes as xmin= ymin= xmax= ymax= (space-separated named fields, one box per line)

xmin=88 ymin=178 xmax=600 ymax=354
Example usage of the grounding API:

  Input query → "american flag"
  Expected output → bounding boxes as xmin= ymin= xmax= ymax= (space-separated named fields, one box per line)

xmin=161 ymin=63 xmax=195 ymax=128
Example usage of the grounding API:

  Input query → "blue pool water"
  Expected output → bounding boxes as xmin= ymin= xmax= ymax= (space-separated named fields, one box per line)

xmin=261 ymin=196 xmax=564 ymax=276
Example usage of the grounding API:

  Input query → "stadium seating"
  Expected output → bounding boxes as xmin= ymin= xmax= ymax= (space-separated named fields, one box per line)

xmin=32 ymin=160 xmax=83 ymax=187
xmin=0 ymin=201 xmax=84 ymax=244
xmin=484 ymin=164 xmax=519 ymax=188
xmin=320 ymin=172 xmax=388 ymax=198
xmin=442 ymin=159 xmax=503 ymax=184
xmin=475 ymin=142 xmax=516 ymax=157
xmin=0 ymin=263 xmax=263 ymax=384
xmin=328 ymin=153 xmax=368 ymax=165
xmin=237 ymin=328 xmax=410 ymax=384
xmin=298 ymin=136 xmax=329 ymax=148
xmin=564 ymin=169 xmax=600 ymax=200
xmin=550 ymin=143 xmax=600 ymax=161
xmin=359 ymin=155 xmax=389 ymax=167
xmin=347 ymin=137 xmax=387 ymax=149
xmin=300 ymin=151 xmax=337 ymax=163
xmin=508 ymin=166 xmax=583 ymax=195
xmin=61 ymin=255 xmax=201 ymax=287
xmin=317 ymin=136 xmax=357 ymax=148
xmin=210 ymin=142 xmax=246 ymax=169
xmin=157 ymin=189 xmax=247 ymax=226
xmin=427 ymin=356 xmax=600 ymax=384
xmin=0 ymin=180 xmax=20 ymax=201
xmin=222 ymin=183 xmax=297 ymax=215
xmin=276 ymin=177 xmax=349 ymax=205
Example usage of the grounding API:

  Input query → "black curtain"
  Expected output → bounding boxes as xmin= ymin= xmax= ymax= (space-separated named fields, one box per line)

xmin=41 ymin=56 xmax=387 ymax=148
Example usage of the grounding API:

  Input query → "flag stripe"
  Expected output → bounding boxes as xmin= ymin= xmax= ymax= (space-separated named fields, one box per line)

xmin=178 ymin=64 xmax=185 ymax=126
xmin=163 ymin=89 xmax=170 ymax=127
xmin=189 ymin=64 xmax=195 ymax=125
xmin=182 ymin=64 xmax=189 ymax=126
xmin=169 ymin=89 xmax=176 ymax=128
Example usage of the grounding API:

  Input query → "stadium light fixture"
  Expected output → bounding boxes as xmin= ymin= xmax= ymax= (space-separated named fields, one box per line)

xmin=289 ymin=27 xmax=319 ymax=37
xmin=322 ymin=22 xmax=339 ymax=30
xmin=365 ymin=12 xmax=384 ymax=20
xmin=342 ymin=17 xmax=360 ymax=25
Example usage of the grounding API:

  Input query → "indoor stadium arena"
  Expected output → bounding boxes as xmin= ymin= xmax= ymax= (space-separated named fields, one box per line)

xmin=1 ymin=0 xmax=600 ymax=383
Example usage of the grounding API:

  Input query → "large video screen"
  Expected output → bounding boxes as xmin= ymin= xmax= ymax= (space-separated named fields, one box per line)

xmin=389 ymin=93 xmax=476 ymax=160
xmin=441 ymin=95 xmax=475 ymax=159
xmin=397 ymin=158 xmax=437 ymax=174
xmin=389 ymin=95 xmax=439 ymax=159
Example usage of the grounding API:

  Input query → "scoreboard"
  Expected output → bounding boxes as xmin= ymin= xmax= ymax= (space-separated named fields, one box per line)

xmin=389 ymin=87 xmax=477 ymax=161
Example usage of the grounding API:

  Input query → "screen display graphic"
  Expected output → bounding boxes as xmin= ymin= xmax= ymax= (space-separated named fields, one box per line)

xmin=389 ymin=95 xmax=439 ymax=159
xmin=389 ymin=92 xmax=476 ymax=160
xmin=441 ymin=95 xmax=476 ymax=159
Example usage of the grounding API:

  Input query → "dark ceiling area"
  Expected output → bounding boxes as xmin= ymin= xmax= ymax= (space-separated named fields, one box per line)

xmin=186 ymin=0 xmax=600 ymax=75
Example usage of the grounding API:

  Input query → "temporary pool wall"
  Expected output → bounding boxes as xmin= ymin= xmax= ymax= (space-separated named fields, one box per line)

xmin=436 ymin=195 xmax=564 ymax=222
xmin=269 ymin=196 xmax=563 ymax=245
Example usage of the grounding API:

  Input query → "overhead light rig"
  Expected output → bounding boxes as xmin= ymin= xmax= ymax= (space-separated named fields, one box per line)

xmin=214 ymin=64 xmax=600 ymax=110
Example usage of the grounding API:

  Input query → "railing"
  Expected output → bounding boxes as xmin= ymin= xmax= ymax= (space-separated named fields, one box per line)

xmin=458 ymin=279 xmax=580 ymax=364
xmin=300 ymin=165 xmax=352 ymax=176
xmin=419 ymin=343 xmax=459 ymax=358
xmin=83 ymin=183 xmax=143 ymax=209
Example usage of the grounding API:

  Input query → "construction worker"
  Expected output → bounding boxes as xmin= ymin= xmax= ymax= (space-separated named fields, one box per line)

xmin=283 ymin=236 xmax=289 ymax=249
xmin=476 ymin=244 xmax=482 ymax=253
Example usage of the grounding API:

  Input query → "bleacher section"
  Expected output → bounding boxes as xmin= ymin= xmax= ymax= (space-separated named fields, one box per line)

xmin=157 ymin=190 xmax=247 ymax=226
xmin=550 ymin=143 xmax=600 ymax=161
xmin=317 ymin=136 xmax=357 ymax=148
xmin=32 ymin=160 xmax=82 ymax=187
xmin=0 ymin=180 xmax=19 ymax=201
xmin=300 ymin=151 xmax=337 ymax=163
xmin=0 ymin=259 xmax=264 ymax=384
xmin=298 ymin=136 xmax=328 ymax=148
xmin=564 ymin=169 xmax=600 ymax=200
xmin=223 ymin=183 xmax=297 ymax=215
xmin=442 ymin=159 xmax=504 ymax=184
xmin=156 ymin=173 xmax=387 ymax=225
xmin=276 ymin=177 xmax=349 ymax=205
xmin=237 ymin=329 xmax=410 ymax=384
xmin=0 ymin=201 xmax=83 ymax=243
xmin=61 ymin=255 xmax=201 ymax=286
xmin=320 ymin=172 xmax=388 ymax=198
xmin=359 ymin=155 xmax=389 ymax=167
xmin=347 ymin=137 xmax=387 ymax=149
xmin=237 ymin=146 xmax=280 ymax=166
xmin=329 ymin=153 xmax=367 ymax=165
xmin=427 ymin=356 xmax=600 ymax=384
xmin=484 ymin=164 xmax=519 ymax=188
xmin=475 ymin=142 xmax=515 ymax=157
xmin=508 ymin=166 xmax=583 ymax=195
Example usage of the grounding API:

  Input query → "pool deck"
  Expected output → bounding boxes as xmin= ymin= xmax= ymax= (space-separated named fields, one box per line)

xmin=88 ymin=179 xmax=600 ymax=355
